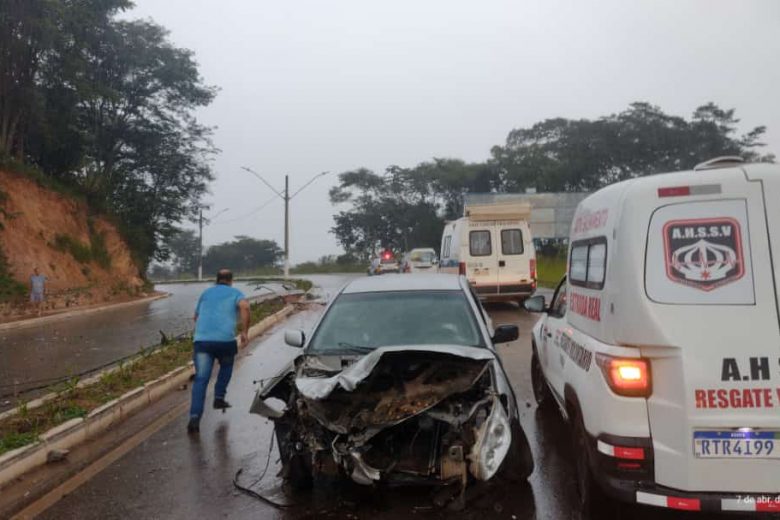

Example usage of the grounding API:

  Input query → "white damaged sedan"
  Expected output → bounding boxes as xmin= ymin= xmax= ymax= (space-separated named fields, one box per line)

xmin=250 ymin=274 xmax=533 ymax=504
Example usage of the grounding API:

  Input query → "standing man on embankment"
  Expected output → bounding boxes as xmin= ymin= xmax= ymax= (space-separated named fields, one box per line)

xmin=29 ymin=267 xmax=47 ymax=316
xmin=188 ymin=268 xmax=250 ymax=433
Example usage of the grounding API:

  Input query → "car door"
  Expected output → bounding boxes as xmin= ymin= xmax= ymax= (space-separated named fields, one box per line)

xmin=539 ymin=277 xmax=568 ymax=403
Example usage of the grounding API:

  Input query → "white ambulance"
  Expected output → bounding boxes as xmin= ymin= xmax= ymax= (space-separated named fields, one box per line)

xmin=439 ymin=201 xmax=537 ymax=302
xmin=525 ymin=157 xmax=780 ymax=515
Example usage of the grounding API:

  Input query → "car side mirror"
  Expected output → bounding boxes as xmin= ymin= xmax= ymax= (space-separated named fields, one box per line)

xmin=523 ymin=295 xmax=546 ymax=313
xmin=284 ymin=329 xmax=305 ymax=348
xmin=492 ymin=325 xmax=519 ymax=344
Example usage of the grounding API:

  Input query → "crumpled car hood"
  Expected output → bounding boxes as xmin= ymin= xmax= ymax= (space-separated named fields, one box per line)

xmin=295 ymin=345 xmax=495 ymax=399
xmin=295 ymin=345 xmax=495 ymax=435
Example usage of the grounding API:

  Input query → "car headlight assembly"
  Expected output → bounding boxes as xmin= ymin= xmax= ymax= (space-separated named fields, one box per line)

xmin=469 ymin=397 xmax=512 ymax=480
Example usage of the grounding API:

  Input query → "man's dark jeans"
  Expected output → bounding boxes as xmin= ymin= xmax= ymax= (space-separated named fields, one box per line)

xmin=190 ymin=340 xmax=237 ymax=418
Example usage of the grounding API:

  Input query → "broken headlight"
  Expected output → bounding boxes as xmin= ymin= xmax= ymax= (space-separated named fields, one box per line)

xmin=468 ymin=397 xmax=512 ymax=480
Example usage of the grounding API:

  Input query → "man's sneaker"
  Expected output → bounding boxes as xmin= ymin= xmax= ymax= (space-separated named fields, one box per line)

xmin=213 ymin=398 xmax=232 ymax=410
xmin=187 ymin=417 xmax=200 ymax=434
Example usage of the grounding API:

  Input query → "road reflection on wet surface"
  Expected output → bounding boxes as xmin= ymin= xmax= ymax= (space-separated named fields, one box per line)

xmin=37 ymin=277 xmax=764 ymax=520
xmin=0 ymin=279 xmax=313 ymax=410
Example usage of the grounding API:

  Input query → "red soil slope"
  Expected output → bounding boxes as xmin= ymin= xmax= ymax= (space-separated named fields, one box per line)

xmin=0 ymin=170 xmax=145 ymax=320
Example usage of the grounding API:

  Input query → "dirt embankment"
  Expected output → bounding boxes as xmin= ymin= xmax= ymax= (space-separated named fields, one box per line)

xmin=0 ymin=170 xmax=146 ymax=321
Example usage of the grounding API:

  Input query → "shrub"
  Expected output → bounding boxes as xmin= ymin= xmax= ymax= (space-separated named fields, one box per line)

xmin=53 ymin=234 xmax=93 ymax=264
xmin=0 ymin=248 xmax=26 ymax=301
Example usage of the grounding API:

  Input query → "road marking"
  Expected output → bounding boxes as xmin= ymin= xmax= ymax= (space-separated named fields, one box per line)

xmin=12 ymin=401 xmax=188 ymax=520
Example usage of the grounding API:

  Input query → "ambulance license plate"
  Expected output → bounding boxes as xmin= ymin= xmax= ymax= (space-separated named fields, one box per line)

xmin=694 ymin=430 xmax=780 ymax=459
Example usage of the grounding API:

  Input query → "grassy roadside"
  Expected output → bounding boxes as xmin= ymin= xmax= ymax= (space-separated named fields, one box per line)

xmin=537 ymin=255 xmax=567 ymax=288
xmin=0 ymin=299 xmax=286 ymax=456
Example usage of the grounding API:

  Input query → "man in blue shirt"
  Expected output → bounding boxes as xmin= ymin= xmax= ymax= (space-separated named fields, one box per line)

xmin=30 ymin=267 xmax=47 ymax=316
xmin=188 ymin=269 xmax=250 ymax=433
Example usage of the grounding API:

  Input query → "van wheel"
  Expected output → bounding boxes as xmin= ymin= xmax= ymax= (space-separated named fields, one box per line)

xmin=572 ymin=417 xmax=614 ymax=518
xmin=531 ymin=353 xmax=553 ymax=410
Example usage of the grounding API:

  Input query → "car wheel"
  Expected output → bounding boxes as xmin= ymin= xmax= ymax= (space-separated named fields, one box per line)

xmin=572 ymin=416 xmax=614 ymax=518
xmin=495 ymin=418 xmax=534 ymax=482
xmin=286 ymin=452 xmax=313 ymax=490
xmin=531 ymin=352 xmax=553 ymax=410
xmin=275 ymin=423 xmax=313 ymax=490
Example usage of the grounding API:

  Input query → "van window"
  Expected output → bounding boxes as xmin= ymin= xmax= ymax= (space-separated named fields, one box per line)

xmin=469 ymin=230 xmax=491 ymax=256
xmin=442 ymin=236 xmax=452 ymax=258
xmin=570 ymin=244 xmax=588 ymax=283
xmin=501 ymin=229 xmax=524 ymax=255
xmin=587 ymin=242 xmax=606 ymax=285
xmin=569 ymin=237 xmax=607 ymax=290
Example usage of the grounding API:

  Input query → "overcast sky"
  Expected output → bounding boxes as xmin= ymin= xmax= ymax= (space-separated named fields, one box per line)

xmin=128 ymin=0 xmax=780 ymax=263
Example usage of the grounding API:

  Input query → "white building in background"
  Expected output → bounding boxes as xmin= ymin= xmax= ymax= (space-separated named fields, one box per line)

xmin=463 ymin=192 xmax=590 ymax=241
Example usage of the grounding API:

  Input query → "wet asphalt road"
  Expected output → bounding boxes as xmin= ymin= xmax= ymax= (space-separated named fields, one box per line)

xmin=36 ymin=276 xmax=758 ymax=520
xmin=0 ymin=280 xmax=301 ymax=410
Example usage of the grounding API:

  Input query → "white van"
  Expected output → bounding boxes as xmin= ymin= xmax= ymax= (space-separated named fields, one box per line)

xmin=440 ymin=202 xmax=536 ymax=302
xmin=525 ymin=157 xmax=780 ymax=515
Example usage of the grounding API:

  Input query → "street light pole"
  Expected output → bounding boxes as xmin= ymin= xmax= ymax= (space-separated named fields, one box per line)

xmin=241 ymin=167 xmax=330 ymax=280
xmin=198 ymin=209 xmax=204 ymax=281
xmin=284 ymin=174 xmax=290 ymax=279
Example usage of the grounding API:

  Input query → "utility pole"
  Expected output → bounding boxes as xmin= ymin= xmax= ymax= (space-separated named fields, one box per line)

xmin=284 ymin=175 xmax=290 ymax=279
xmin=242 ymin=167 xmax=330 ymax=280
xmin=196 ymin=207 xmax=227 ymax=282
xmin=198 ymin=209 xmax=204 ymax=281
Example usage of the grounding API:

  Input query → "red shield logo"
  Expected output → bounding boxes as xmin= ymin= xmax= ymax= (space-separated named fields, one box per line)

xmin=662 ymin=217 xmax=744 ymax=291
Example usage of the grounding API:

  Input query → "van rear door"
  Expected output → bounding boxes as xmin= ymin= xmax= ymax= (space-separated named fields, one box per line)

xmin=466 ymin=221 xmax=499 ymax=297
xmin=497 ymin=222 xmax=533 ymax=293
xmin=641 ymin=170 xmax=780 ymax=494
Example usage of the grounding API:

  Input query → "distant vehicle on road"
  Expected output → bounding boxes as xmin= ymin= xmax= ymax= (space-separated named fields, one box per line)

xmin=251 ymin=274 xmax=533 ymax=505
xmin=400 ymin=247 xmax=438 ymax=273
xmin=439 ymin=201 xmax=536 ymax=303
xmin=368 ymin=249 xmax=400 ymax=275
xmin=525 ymin=157 xmax=780 ymax=516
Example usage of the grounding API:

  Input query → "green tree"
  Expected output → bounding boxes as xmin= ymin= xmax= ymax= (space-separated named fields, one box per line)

xmin=202 ymin=236 xmax=282 ymax=274
xmin=330 ymin=167 xmax=445 ymax=258
xmin=1 ymin=1 xmax=215 ymax=271
xmin=70 ymin=19 xmax=216 ymax=267
xmin=491 ymin=102 xmax=775 ymax=192
xmin=164 ymin=229 xmax=199 ymax=276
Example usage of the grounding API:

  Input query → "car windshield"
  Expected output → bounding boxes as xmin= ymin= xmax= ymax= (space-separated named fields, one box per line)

xmin=410 ymin=251 xmax=435 ymax=263
xmin=308 ymin=290 xmax=485 ymax=353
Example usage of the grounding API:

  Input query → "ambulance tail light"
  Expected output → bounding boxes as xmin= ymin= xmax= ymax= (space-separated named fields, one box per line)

xmin=529 ymin=258 xmax=537 ymax=280
xmin=658 ymin=186 xmax=690 ymax=198
xmin=596 ymin=354 xmax=652 ymax=398
xmin=458 ymin=262 xmax=466 ymax=275
xmin=658 ymin=183 xmax=721 ymax=198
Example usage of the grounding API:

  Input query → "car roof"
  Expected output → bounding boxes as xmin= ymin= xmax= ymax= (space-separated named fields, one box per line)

xmin=342 ymin=273 xmax=463 ymax=294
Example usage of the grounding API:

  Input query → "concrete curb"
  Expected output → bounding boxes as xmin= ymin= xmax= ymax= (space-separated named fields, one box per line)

xmin=0 ymin=304 xmax=297 ymax=491
xmin=0 ymin=293 xmax=169 ymax=332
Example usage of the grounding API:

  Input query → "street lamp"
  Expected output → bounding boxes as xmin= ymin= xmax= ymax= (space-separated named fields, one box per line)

xmin=241 ymin=167 xmax=330 ymax=279
xmin=198 ymin=207 xmax=229 ymax=281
